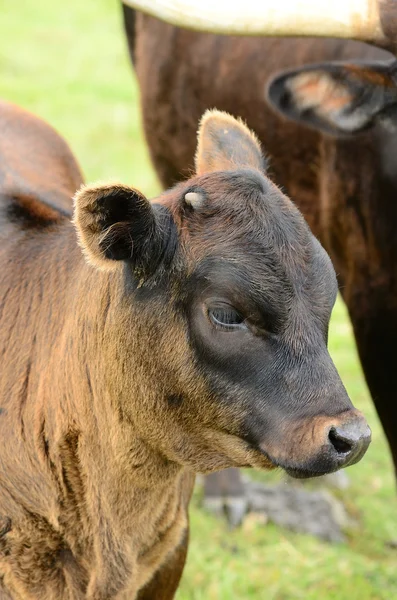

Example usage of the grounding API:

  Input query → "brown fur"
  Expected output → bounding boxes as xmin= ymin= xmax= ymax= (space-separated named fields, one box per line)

xmin=0 ymin=102 xmax=194 ymax=599
xmin=0 ymin=100 xmax=83 ymax=213
xmin=73 ymin=182 xmax=150 ymax=271
xmin=0 ymin=102 xmax=369 ymax=598
xmin=195 ymin=110 xmax=265 ymax=175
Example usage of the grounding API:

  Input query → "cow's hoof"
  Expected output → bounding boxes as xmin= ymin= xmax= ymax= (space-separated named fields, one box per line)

xmin=202 ymin=495 xmax=248 ymax=528
xmin=201 ymin=468 xmax=248 ymax=527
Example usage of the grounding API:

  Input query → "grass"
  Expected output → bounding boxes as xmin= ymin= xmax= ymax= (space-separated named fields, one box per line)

xmin=1 ymin=1 xmax=396 ymax=598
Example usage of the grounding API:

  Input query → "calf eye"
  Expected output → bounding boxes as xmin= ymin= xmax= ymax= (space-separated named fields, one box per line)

xmin=208 ymin=304 xmax=247 ymax=331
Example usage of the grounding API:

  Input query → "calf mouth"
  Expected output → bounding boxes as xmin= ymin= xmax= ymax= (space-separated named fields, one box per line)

xmin=284 ymin=467 xmax=335 ymax=479
xmin=251 ymin=445 xmax=327 ymax=479
xmin=255 ymin=446 xmax=361 ymax=480
xmin=201 ymin=411 xmax=371 ymax=476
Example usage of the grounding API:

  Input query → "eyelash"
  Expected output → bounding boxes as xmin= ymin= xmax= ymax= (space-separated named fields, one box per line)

xmin=207 ymin=305 xmax=247 ymax=331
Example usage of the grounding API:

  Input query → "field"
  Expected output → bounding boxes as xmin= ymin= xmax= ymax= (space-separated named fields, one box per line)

xmin=1 ymin=1 xmax=396 ymax=598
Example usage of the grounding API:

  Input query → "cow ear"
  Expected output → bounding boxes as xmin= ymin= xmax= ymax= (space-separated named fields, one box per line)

xmin=267 ymin=61 xmax=397 ymax=136
xmin=73 ymin=183 xmax=176 ymax=279
xmin=195 ymin=109 xmax=267 ymax=175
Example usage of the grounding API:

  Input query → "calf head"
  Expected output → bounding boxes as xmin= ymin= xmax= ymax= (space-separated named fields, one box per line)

xmin=74 ymin=110 xmax=370 ymax=478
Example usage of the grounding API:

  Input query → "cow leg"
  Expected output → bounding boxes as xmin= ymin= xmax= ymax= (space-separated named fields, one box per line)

xmin=347 ymin=297 xmax=397 ymax=478
xmin=203 ymin=468 xmax=247 ymax=527
xmin=137 ymin=529 xmax=189 ymax=600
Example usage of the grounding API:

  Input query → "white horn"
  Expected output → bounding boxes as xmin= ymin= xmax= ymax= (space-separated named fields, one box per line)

xmin=123 ymin=0 xmax=386 ymax=44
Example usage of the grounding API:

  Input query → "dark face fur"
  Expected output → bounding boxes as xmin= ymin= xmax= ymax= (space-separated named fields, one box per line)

xmin=74 ymin=110 xmax=370 ymax=478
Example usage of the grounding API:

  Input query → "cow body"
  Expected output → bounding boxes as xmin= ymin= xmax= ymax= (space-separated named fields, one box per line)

xmin=124 ymin=6 xmax=397 ymax=475
xmin=0 ymin=101 xmax=369 ymax=598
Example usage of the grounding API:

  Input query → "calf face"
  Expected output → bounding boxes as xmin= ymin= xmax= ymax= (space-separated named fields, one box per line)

xmin=74 ymin=110 xmax=370 ymax=478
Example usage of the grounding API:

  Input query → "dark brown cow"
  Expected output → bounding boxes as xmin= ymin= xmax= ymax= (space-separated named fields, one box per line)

xmin=122 ymin=5 xmax=397 ymax=507
xmin=0 ymin=100 xmax=370 ymax=598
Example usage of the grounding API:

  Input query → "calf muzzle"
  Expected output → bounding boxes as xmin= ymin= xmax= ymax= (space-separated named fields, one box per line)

xmin=260 ymin=409 xmax=371 ymax=478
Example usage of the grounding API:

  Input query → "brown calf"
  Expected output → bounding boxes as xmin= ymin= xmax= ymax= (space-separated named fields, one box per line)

xmin=122 ymin=6 xmax=397 ymax=495
xmin=0 ymin=101 xmax=370 ymax=598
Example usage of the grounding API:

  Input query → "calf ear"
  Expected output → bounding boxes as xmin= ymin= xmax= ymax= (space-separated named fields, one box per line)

xmin=73 ymin=183 xmax=176 ymax=278
xmin=195 ymin=109 xmax=267 ymax=175
xmin=267 ymin=61 xmax=397 ymax=136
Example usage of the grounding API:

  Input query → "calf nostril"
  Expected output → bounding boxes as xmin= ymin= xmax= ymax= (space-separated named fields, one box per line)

xmin=328 ymin=427 xmax=353 ymax=455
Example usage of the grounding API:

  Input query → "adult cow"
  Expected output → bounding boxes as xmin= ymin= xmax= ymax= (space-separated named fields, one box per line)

xmin=121 ymin=0 xmax=397 ymax=509
xmin=0 ymin=99 xmax=370 ymax=598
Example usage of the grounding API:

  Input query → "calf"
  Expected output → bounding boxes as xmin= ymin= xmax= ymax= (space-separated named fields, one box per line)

xmin=0 ymin=102 xmax=370 ymax=599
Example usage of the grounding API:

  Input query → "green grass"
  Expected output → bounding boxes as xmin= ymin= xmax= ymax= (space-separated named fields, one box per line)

xmin=1 ymin=1 xmax=396 ymax=598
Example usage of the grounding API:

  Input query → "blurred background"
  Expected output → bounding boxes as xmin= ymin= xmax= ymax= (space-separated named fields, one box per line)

xmin=1 ymin=1 xmax=396 ymax=598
